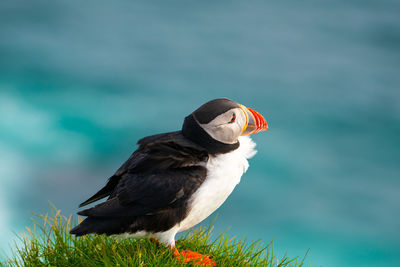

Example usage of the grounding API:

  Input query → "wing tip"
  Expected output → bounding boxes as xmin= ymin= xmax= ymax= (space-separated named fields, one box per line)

xmin=78 ymin=194 xmax=105 ymax=208
xmin=78 ymin=201 xmax=90 ymax=208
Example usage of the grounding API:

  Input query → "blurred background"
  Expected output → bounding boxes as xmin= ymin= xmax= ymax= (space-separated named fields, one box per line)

xmin=1 ymin=0 xmax=399 ymax=266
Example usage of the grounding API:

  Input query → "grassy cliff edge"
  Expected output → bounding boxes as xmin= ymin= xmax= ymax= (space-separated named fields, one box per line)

xmin=1 ymin=209 xmax=309 ymax=266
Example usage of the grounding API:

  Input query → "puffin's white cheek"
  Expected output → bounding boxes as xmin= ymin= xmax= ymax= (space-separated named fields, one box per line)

xmin=212 ymin=126 xmax=236 ymax=144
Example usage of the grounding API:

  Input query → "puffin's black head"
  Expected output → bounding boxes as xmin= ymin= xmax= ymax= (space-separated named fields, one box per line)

xmin=182 ymin=98 xmax=268 ymax=154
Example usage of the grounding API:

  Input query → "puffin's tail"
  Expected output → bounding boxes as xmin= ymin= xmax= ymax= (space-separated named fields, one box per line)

xmin=70 ymin=217 xmax=123 ymax=236
xmin=69 ymin=218 xmax=94 ymax=236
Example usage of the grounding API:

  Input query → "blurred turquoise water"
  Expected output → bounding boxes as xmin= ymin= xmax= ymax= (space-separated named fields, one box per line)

xmin=1 ymin=0 xmax=400 ymax=266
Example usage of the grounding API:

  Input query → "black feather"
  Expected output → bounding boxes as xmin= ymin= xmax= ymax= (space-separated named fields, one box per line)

xmin=79 ymin=176 xmax=121 ymax=207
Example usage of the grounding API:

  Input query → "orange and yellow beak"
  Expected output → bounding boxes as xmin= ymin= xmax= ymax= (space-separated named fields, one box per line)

xmin=240 ymin=105 xmax=268 ymax=136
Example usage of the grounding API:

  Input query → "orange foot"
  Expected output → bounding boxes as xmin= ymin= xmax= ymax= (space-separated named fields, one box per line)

xmin=173 ymin=248 xmax=216 ymax=266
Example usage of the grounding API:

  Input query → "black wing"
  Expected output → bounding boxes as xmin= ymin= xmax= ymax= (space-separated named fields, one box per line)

xmin=70 ymin=131 xmax=208 ymax=235
xmin=78 ymin=131 xmax=208 ymax=208
xmin=77 ymin=166 xmax=206 ymax=218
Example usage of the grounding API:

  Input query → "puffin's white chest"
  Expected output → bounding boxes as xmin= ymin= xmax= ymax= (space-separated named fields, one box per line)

xmin=178 ymin=136 xmax=257 ymax=232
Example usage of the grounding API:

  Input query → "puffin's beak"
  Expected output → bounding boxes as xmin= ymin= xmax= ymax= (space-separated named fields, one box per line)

xmin=240 ymin=105 xmax=268 ymax=136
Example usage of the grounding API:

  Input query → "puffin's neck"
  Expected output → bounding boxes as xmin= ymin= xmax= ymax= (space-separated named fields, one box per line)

xmin=182 ymin=114 xmax=239 ymax=155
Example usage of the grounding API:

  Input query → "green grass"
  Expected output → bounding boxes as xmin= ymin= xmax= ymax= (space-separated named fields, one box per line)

xmin=1 ymin=209 xmax=309 ymax=266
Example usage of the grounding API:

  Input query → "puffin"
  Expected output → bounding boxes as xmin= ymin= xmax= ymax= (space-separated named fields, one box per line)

xmin=70 ymin=98 xmax=268 ymax=266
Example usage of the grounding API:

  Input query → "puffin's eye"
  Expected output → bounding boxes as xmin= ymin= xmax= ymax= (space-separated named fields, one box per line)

xmin=228 ymin=113 xmax=236 ymax=123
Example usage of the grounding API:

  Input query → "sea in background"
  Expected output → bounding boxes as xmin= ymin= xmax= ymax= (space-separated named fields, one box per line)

xmin=1 ymin=0 xmax=399 ymax=266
